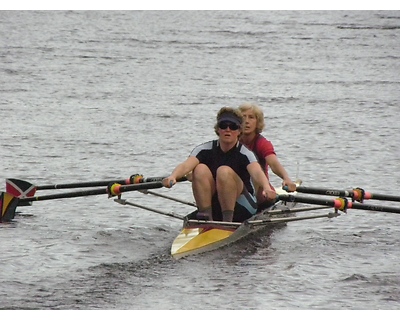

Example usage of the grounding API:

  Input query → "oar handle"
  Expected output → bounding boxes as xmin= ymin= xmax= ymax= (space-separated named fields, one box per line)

xmin=134 ymin=175 xmax=188 ymax=183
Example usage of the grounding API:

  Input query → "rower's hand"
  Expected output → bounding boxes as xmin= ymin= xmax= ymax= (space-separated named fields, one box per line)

xmin=162 ymin=176 xmax=176 ymax=188
xmin=283 ymin=179 xmax=297 ymax=192
xmin=262 ymin=189 xmax=277 ymax=202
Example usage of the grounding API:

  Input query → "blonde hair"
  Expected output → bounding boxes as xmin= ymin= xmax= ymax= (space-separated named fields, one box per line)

xmin=238 ymin=102 xmax=265 ymax=134
xmin=214 ymin=106 xmax=243 ymax=136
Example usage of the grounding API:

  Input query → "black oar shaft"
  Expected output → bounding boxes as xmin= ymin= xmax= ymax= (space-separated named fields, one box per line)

xmin=278 ymin=194 xmax=400 ymax=214
xmin=36 ymin=179 xmax=129 ymax=190
xmin=349 ymin=201 xmax=400 ymax=213
xmin=366 ymin=193 xmax=400 ymax=202
xmin=295 ymin=186 xmax=400 ymax=202
xmin=19 ymin=181 xmax=164 ymax=203
xmin=20 ymin=188 xmax=108 ymax=202
xmin=33 ymin=176 xmax=186 ymax=190
xmin=295 ymin=186 xmax=354 ymax=197
xmin=7 ymin=175 xmax=188 ymax=193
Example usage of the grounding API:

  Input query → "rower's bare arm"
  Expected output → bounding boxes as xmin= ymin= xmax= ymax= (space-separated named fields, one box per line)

xmin=266 ymin=154 xmax=296 ymax=191
xmin=247 ymin=162 xmax=276 ymax=200
xmin=163 ymin=156 xmax=199 ymax=188
xmin=266 ymin=154 xmax=289 ymax=179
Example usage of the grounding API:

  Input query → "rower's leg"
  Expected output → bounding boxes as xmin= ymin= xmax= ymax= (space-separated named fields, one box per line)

xmin=216 ymin=166 xmax=243 ymax=222
xmin=192 ymin=164 xmax=215 ymax=220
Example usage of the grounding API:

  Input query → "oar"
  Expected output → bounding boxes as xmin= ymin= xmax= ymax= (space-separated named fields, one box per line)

xmin=5 ymin=177 xmax=131 ymax=205
xmin=5 ymin=175 xmax=182 ymax=198
xmin=278 ymin=194 xmax=400 ymax=214
xmin=293 ymin=186 xmax=400 ymax=203
xmin=6 ymin=177 xmax=128 ymax=193
xmin=23 ymin=181 xmax=169 ymax=202
xmin=0 ymin=181 xmax=166 ymax=223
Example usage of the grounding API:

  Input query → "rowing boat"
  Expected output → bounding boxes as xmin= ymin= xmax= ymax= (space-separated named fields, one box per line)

xmin=171 ymin=180 xmax=303 ymax=259
xmin=110 ymin=178 xmax=339 ymax=259
xmin=113 ymin=179 xmax=333 ymax=259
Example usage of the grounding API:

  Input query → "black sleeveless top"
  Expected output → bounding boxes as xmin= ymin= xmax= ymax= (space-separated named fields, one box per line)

xmin=190 ymin=139 xmax=258 ymax=195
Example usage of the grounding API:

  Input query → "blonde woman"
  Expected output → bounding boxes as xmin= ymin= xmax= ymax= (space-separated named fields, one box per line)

xmin=239 ymin=102 xmax=296 ymax=210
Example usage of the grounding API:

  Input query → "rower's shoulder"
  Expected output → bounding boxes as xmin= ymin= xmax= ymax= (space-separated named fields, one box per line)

xmin=256 ymin=134 xmax=275 ymax=148
xmin=194 ymin=139 xmax=216 ymax=149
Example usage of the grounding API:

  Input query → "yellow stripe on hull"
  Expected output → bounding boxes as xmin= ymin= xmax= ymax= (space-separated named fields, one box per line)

xmin=171 ymin=227 xmax=234 ymax=258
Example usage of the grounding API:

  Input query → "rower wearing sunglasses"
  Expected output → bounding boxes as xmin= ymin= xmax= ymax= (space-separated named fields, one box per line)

xmin=162 ymin=106 xmax=276 ymax=222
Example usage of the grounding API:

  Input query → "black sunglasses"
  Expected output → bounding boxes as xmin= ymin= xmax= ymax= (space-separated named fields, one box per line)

xmin=218 ymin=121 xmax=240 ymax=131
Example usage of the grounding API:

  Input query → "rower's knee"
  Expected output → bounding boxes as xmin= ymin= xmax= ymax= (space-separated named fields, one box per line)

xmin=192 ymin=163 xmax=215 ymax=197
xmin=215 ymin=165 xmax=235 ymax=181
xmin=192 ymin=163 xmax=212 ymax=178
xmin=216 ymin=166 xmax=242 ymax=193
